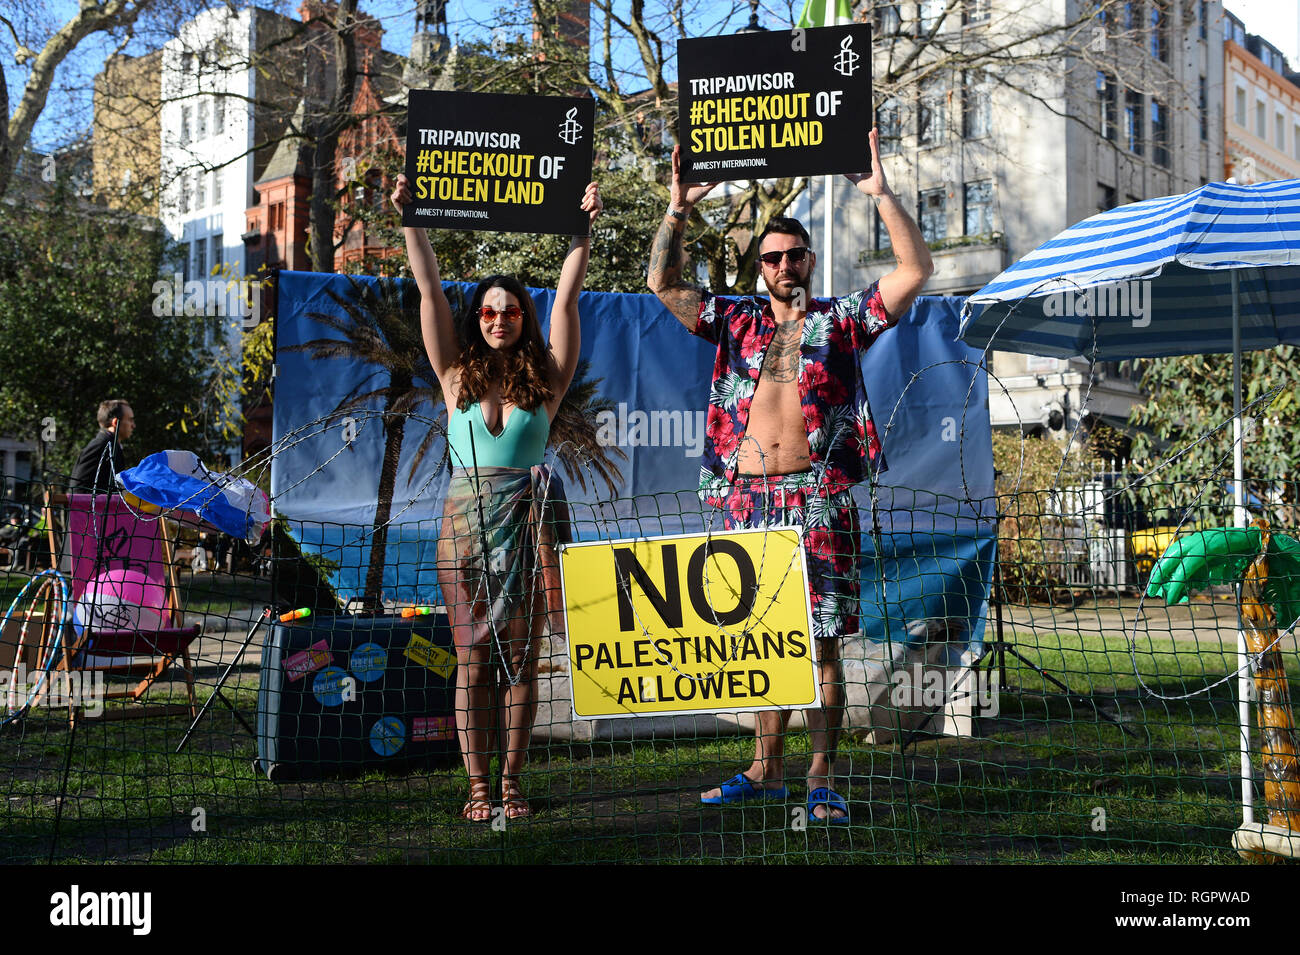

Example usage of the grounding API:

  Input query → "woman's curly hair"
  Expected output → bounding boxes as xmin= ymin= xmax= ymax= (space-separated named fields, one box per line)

xmin=450 ymin=274 xmax=553 ymax=412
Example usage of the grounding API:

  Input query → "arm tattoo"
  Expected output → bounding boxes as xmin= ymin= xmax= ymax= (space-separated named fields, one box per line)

xmin=648 ymin=220 xmax=681 ymax=281
xmin=647 ymin=217 xmax=703 ymax=328
xmin=761 ymin=320 xmax=802 ymax=383
xmin=647 ymin=222 xmax=681 ymax=281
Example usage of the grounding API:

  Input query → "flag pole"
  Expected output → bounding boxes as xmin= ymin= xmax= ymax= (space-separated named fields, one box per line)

xmin=823 ymin=175 xmax=834 ymax=299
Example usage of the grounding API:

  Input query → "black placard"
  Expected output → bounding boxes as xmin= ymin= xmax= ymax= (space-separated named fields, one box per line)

xmin=402 ymin=89 xmax=595 ymax=234
xmin=677 ymin=24 xmax=872 ymax=183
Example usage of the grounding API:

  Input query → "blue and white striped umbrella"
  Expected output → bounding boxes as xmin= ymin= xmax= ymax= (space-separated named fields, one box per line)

xmin=959 ymin=179 xmax=1300 ymax=359
xmin=962 ymin=179 xmax=1300 ymax=833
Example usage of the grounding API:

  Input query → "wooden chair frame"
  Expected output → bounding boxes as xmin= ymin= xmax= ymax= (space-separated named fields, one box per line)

xmin=42 ymin=491 xmax=199 ymax=725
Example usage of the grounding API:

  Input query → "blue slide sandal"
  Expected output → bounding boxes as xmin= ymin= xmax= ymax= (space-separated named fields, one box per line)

xmin=807 ymin=787 xmax=851 ymax=824
xmin=701 ymin=773 xmax=789 ymax=805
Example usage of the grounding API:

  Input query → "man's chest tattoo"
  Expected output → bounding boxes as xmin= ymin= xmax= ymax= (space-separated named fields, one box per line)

xmin=761 ymin=320 xmax=802 ymax=383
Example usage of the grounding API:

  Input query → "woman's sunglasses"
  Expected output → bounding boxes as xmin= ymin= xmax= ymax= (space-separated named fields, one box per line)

xmin=757 ymin=247 xmax=811 ymax=267
xmin=479 ymin=305 xmax=523 ymax=322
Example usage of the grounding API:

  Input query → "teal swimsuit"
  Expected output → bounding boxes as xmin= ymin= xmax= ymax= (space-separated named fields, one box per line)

xmin=446 ymin=402 xmax=550 ymax=470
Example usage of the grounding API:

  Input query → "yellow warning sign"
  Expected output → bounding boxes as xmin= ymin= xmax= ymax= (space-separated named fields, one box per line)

xmin=558 ymin=527 xmax=817 ymax=719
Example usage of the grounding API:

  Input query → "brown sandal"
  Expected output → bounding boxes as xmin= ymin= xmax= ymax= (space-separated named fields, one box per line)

xmin=501 ymin=776 xmax=531 ymax=820
xmin=462 ymin=778 xmax=492 ymax=822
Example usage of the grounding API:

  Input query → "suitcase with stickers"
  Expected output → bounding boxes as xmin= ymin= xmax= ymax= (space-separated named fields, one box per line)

xmin=255 ymin=613 xmax=458 ymax=781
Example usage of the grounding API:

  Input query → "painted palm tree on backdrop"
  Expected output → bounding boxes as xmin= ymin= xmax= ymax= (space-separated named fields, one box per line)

xmin=292 ymin=274 xmax=625 ymax=608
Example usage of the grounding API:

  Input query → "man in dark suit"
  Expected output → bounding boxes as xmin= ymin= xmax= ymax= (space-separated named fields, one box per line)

xmin=70 ymin=400 xmax=135 ymax=495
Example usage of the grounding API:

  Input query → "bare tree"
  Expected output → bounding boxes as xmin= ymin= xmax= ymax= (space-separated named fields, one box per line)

xmin=456 ymin=0 xmax=1208 ymax=294
xmin=0 ymin=0 xmax=231 ymax=200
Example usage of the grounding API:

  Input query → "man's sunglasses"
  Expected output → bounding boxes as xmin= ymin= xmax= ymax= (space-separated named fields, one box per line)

xmin=757 ymin=247 xmax=812 ymax=267
xmin=479 ymin=305 xmax=523 ymax=321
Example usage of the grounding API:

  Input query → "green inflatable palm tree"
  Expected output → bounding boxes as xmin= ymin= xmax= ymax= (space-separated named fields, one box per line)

xmin=1148 ymin=522 xmax=1300 ymax=858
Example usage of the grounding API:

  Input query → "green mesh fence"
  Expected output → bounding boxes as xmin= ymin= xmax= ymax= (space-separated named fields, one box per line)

xmin=0 ymin=467 xmax=1290 ymax=864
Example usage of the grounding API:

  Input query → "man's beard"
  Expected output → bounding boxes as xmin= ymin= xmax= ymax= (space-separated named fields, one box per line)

xmin=768 ymin=269 xmax=812 ymax=305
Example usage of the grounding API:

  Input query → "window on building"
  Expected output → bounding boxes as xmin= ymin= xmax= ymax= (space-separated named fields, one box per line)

xmin=919 ymin=0 xmax=948 ymax=33
xmin=963 ymin=0 xmax=990 ymax=25
xmin=1098 ymin=183 xmax=1117 ymax=214
xmin=1097 ymin=71 xmax=1117 ymax=140
xmin=196 ymin=171 xmax=206 ymax=209
xmin=181 ymin=106 xmax=191 ymax=144
xmin=1199 ymin=76 xmax=1208 ymax=141
xmin=963 ymin=70 xmax=991 ymax=139
xmin=1122 ymin=1 xmax=1140 ymax=33
xmin=1124 ymin=89 xmax=1143 ymax=155
xmin=210 ymin=236 xmax=222 ymax=274
xmin=212 ymin=168 xmax=222 ymax=204
xmin=1225 ymin=16 xmax=1246 ymax=45
xmin=213 ymin=96 xmax=224 ymax=134
xmin=197 ymin=101 xmax=207 ymax=140
xmin=365 ymin=169 xmax=384 ymax=210
xmin=1152 ymin=99 xmax=1169 ymax=168
xmin=1278 ymin=111 xmax=1287 ymax=149
xmin=1257 ymin=99 xmax=1267 ymax=138
xmin=964 ymin=180 xmax=993 ymax=235
xmin=1149 ymin=2 xmax=1167 ymax=61
xmin=179 ymin=175 xmax=190 ymax=214
xmin=1235 ymin=86 xmax=1247 ymax=126
xmin=1199 ymin=0 xmax=1207 ymax=39
xmin=919 ymin=188 xmax=947 ymax=242
xmin=181 ymin=52 xmax=194 ymax=74
xmin=918 ymin=81 xmax=947 ymax=146
xmin=1095 ymin=1 xmax=1111 ymax=34
xmin=875 ymin=208 xmax=893 ymax=251
xmin=1294 ymin=124 xmax=1300 ymax=160
xmin=192 ymin=237 xmax=206 ymax=279
xmin=270 ymin=202 xmax=284 ymax=232
xmin=874 ymin=2 xmax=902 ymax=36
xmin=877 ymin=97 xmax=902 ymax=153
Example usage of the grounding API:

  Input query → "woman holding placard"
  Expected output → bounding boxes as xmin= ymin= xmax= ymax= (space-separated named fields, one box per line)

xmin=392 ymin=173 xmax=601 ymax=822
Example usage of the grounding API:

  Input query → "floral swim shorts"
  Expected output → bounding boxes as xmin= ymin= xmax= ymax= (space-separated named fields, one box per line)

xmin=705 ymin=472 xmax=860 ymax=642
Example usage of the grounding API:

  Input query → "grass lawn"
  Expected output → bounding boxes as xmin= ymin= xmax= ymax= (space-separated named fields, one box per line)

xmin=0 ymin=619 xmax=1264 ymax=864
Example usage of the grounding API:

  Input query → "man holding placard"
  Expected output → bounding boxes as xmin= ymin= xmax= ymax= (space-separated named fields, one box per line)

xmin=646 ymin=127 xmax=932 ymax=823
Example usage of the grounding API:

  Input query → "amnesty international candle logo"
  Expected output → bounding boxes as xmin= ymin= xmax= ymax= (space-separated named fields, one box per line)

xmin=403 ymin=90 xmax=595 ymax=235
xmin=677 ymin=23 xmax=872 ymax=183
xmin=559 ymin=107 xmax=584 ymax=146
xmin=558 ymin=527 xmax=819 ymax=720
xmin=834 ymin=35 xmax=860 ymax=77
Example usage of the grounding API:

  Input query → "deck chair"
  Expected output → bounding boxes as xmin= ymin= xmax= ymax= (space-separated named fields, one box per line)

xmin=45 ymin=492 xmax=199 ymax=724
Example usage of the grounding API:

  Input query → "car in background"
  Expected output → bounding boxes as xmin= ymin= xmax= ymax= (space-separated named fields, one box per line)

xmin=1130 ymin=524 xmax=1186 ymax=582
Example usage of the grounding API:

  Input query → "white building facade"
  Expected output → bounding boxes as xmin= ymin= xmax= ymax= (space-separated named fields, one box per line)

xmin=794 ymin=0 xmax=1226 ymax=440
xmin=159 ymin=5 xmax=297 ymax=320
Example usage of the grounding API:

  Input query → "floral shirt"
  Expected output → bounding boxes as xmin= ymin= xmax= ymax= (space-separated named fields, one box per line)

xmin=692 ymin=283 xmax=892 ymax=495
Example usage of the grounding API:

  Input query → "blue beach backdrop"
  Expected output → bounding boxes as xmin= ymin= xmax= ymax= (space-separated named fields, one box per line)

xmin=271 ymin=271 xmax=996 ymax=649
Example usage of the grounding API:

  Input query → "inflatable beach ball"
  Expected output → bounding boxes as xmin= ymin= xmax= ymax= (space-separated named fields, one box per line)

xmin=73 ymin=569 xmax=169 ymax=635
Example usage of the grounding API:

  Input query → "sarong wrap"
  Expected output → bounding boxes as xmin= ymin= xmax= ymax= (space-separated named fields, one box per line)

xmin=436 ymin=465 xmax=569 ymax=652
